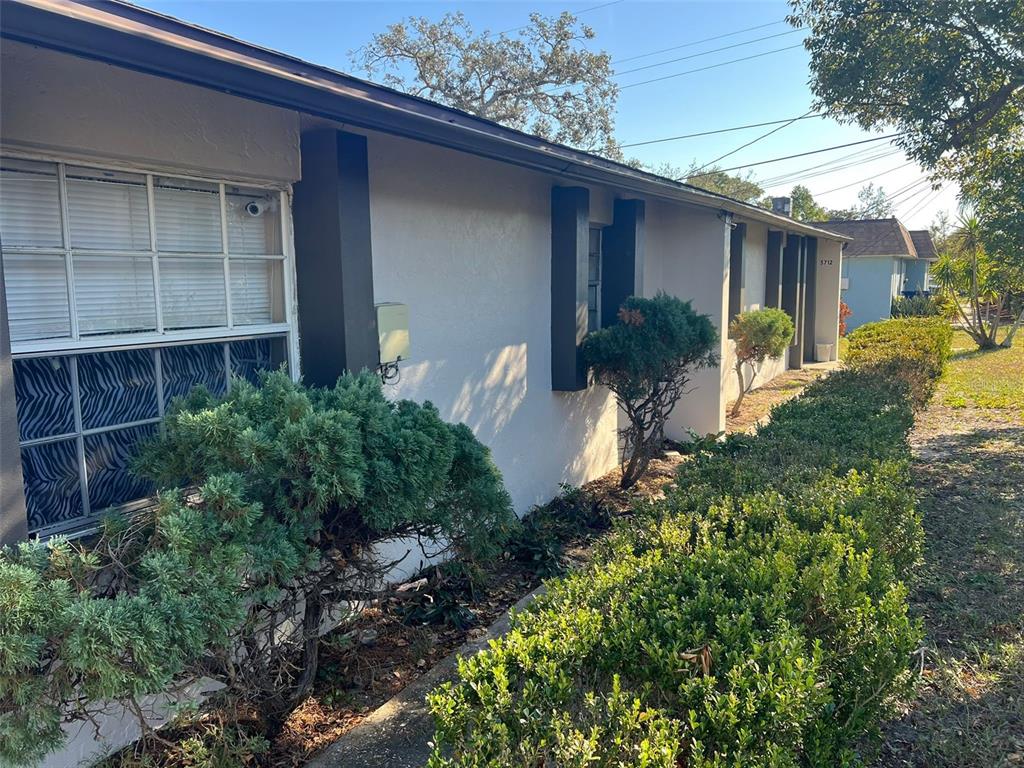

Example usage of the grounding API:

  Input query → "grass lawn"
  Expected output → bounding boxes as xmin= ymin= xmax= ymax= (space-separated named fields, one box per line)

xmin=874 ymin=326 xmax=1024 ymax=768
xmin=941 ymin=329 xmax=1024 ymax=415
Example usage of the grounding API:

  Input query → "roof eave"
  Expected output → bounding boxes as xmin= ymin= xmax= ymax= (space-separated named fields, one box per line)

xmin=2 ymin=0 xmax=849 ymax=241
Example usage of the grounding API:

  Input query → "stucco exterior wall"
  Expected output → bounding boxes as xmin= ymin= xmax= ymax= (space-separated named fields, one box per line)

xmin=842 ymin=256 xmax=898 ymax=331
xmin=0 ymin=41 xmax=301 ymax=182
xmin=814 ymin=238 xmax=843 ymax=360
xmin=904 ymin=259 xmax=931 ymax=293
xmin=364 ymin=131 xmax=619 ymax=514
xmin=645 ymin=200 xmax=730 ymax=439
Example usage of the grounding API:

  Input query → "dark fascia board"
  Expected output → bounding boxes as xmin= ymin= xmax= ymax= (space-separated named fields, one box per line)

xmin=1 ymin=0 xmax=851 ymax=242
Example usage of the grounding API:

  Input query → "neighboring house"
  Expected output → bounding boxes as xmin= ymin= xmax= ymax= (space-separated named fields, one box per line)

xmin=825 ymin=218 xmax=938 ymax=331
xmin=0 ymin=0 xmax=847 ymax=555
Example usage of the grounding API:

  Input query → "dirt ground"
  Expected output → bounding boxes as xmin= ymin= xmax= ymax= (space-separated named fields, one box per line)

xmin=724 ymin=366 xmax=828 ymax=433
xmin=872 ymin=342 xmax=1024 ymax=767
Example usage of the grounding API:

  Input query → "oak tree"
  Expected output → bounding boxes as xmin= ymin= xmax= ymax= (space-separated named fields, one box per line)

xmin=353 ymin=11 xmax=620 ymax=156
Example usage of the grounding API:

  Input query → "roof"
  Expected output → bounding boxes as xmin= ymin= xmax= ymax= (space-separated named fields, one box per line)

xmin=0 ymin=0 xmax=852 ymax=243
xmin=822 ymin=218 xmax=926 ymax=258
xmin=909 ymin=230 xmax=938 ymax=260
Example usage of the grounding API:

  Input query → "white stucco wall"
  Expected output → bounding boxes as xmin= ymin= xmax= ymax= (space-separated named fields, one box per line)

xmin=645 ymin=200 xmax=730 ymax=439
xmin=364 ymin=131 xmax=619 ymax=514
xmin=1 ymin=41 xmax=301 ymax=182
xmin=814 ymin=239 xmax=843 ymax=360
xmin=743 ymin=221 xmax=769 ymax=311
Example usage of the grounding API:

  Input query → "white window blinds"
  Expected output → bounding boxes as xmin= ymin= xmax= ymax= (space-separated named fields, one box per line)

xmin=0 ymin=156 xmax=289 ymax=352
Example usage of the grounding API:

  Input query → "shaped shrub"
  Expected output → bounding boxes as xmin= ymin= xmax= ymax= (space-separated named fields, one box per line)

xmin=728 ymin=307 xmax=795 ymax=416
xmin=583 ymin=294 xmax=717 ymax=488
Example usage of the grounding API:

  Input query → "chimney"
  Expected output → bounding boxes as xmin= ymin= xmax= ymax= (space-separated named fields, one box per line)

xmin=771 ymin=196 xmax=792 ymax=217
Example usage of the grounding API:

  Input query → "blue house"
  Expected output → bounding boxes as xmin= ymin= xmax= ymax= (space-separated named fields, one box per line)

xmin=824 ymin=218 xmax=938 ymax=331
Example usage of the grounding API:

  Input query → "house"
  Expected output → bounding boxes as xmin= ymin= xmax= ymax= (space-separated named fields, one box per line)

xmin=824 ymin=218 xmax=937 ymax=331
xmin=0 ymin=0 xmax=848 ymax=554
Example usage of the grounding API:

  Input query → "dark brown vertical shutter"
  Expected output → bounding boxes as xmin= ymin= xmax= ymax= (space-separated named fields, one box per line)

xmin=551 ymin=186 xmax=590 ymax=391
xmin=293 ymin=130 xmax=379 ymax=385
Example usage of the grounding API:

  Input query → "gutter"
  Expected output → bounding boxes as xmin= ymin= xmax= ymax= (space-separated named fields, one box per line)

xmin=2 ymin=0 xmax=851 ymax=242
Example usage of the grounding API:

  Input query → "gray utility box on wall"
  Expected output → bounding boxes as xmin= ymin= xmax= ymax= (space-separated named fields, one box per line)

xmin=376 ymin=302 xmax=410 ymax=364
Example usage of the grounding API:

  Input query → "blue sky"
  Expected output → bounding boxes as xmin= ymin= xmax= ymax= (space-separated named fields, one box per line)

xmin=135 ymin=0 xmax=958 ymax=229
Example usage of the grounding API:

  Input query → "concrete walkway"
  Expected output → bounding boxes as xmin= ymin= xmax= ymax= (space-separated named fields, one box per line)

xmin=307 ymin=586 xmax=545 ymax=768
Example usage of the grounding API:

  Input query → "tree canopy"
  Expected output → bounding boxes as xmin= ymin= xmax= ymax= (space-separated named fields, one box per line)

xmin=790 ymin=0 xmax=1023 ymax=275
xmin=789 ymin=0 xmax=1023 ymax=166
xmin=683 ymin=166 xmax=766 ymax=203
xmin=353 ymin=11 xmax=620 ymax=156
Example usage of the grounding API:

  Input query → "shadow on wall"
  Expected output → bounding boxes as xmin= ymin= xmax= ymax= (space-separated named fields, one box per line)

xmin=385 ymin=343 xmax=618 ymax=513
xmin=450 ymin=344 xmax=528 ymax=443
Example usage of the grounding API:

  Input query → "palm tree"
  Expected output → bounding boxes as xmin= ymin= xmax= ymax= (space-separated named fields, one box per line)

xmin=932 ymin=214 xmax=1020 ymax=349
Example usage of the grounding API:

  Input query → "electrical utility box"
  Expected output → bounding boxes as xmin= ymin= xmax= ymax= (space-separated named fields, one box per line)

xmin=376 ymin=303 xmax=410 ymax=364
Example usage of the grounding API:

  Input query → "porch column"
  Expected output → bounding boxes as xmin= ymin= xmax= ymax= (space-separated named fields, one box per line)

xmin=728 ymin=222 xmax=747 ymax=323
xmin=292 ymin=130 xmax=379 ymax=385
xmin=802 ymin=237 xmax=819 ymax=362
xmin=782 ymin=234 xmax=805 ymax=370
xmin=765 ymin=230 xmax=784 ymax=309
xmin=600 ymin=199 xmax=645 ymax=327
xmin=551 ymin=186 xmax=590 ymax=392
xmin=0 ymin=242 xmax=29 ymax=545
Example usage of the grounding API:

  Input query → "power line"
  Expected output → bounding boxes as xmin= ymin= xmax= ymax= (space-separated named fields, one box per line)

xmin=688 ymin=134 xmax=903 ymax=177
xmin=813 ymin=162 xmax=916 ymax=195
xmin=760 ymin=149 xmax=905 ymax=188
xmin=620 ymin=44 xmax=804 ymax=89
xmin=489 ymin=0 xmax=625 ymax=37
xmin=613 ymin=20 xmax=786 ymax=64
xmin=757 ymin=145 xmax=902 ymax=187
xmin=621 ymin=113 xmax=824 ymax=148
xmin=691 ymin=110 xmax=816 ymax=175
xmin=901 ymin=182 xmax=948 ymax=220
xmin=613 ymin=28 xmax=803 ymax=77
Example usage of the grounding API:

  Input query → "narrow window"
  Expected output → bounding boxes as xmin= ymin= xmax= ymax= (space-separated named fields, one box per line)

xmin=587 ymin=226 xmax=602 ymax=332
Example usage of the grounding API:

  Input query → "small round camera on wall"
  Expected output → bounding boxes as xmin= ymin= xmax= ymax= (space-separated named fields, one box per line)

xmin=244 ymin=200 xmax=265 ymax=217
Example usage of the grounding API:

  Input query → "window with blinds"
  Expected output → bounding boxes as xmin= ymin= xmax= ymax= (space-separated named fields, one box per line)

xmin=0 ymin=157 xmax=289 ymax=348
xmin=0 ymin=155 xmax=294 ymax=535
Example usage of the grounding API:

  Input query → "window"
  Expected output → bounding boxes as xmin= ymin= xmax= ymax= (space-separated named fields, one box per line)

xmin=1 ymin=155 xmax=295 ymax=536
xmin=587 ymin=227 xmax=602 ymax=332
xmin=1 ymin=158 xmax=289 ymax=348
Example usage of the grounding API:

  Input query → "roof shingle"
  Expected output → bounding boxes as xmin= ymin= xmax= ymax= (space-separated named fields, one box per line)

xmin=823 ymin=218 xmax=923 ymax=258
xmin=909 ymin=230 xmax=938 ymax=260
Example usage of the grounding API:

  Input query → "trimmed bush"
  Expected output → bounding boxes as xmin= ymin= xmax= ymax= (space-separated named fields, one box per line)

xmin=729 ymin=307 xmax=795 ymax=416
xmin=426 ymin=329 xmax=945 ymax=766
xmin=846 ymin=317 xmax=953 ymax=408
xmin=583 ymin=294 xmax=718 ymax=488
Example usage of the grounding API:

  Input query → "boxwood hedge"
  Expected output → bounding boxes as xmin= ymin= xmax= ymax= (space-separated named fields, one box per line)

xmin=426 ymin=327 xmax=951 ymax=767
xmin=845 ymin=317 xmax=953 ymax=409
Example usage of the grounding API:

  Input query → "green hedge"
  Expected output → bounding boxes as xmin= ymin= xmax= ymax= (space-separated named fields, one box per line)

xmin=846 ymin=317 xmax=953 ymax=409
xmin=427 ymin=356 xmax=934 ymax=765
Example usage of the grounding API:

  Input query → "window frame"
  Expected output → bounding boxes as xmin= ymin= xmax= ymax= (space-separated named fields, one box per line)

xmin=2 ymin=148 xmax=302 ymax=538
xmin=587 ymin=225 xmax=603 ymax=333
xmin=1 ymin=148 xmax=300 ymax=374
